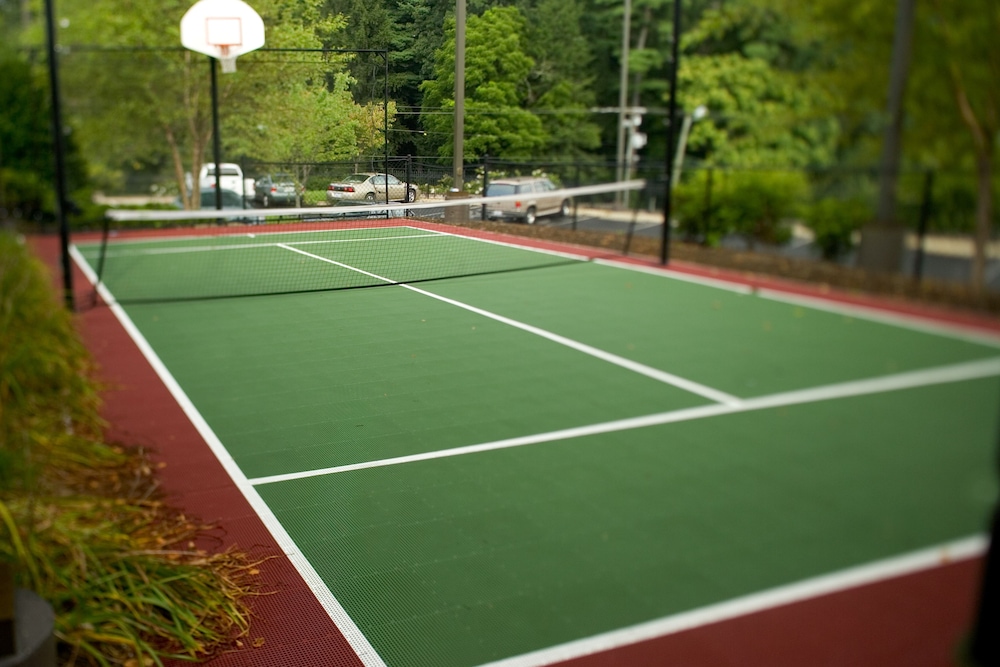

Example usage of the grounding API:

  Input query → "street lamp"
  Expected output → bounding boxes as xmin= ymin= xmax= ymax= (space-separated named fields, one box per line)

xmin=672 ymin=104 xmax=707 ymax=189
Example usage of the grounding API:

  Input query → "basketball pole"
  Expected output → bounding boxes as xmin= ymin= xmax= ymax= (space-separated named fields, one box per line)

xmin=209 ymin=55 xmax=223 ymax=213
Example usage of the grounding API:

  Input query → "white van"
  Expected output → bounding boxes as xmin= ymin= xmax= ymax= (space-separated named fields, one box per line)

xmin=199 ymin=163 xmax=246 ymax=196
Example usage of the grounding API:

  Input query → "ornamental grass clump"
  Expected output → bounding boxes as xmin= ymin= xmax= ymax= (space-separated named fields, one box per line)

xmin=0 ymin=231 xmax=261 ymax=666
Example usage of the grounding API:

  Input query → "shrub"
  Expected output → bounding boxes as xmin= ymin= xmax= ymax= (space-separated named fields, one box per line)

xmin=719 ymin=171 xmax=808 ymax=248
xmin=676 ymin=169 xmax=809 ymax=248
xmin=675 ymin=169 xmax=729 ymax=246
xmin=806 ymin=197 xmax=871 ymax=261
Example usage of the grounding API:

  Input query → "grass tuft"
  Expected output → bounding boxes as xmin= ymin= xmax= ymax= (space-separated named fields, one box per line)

xmin=0 ymin=231 xmax=263 ymax=665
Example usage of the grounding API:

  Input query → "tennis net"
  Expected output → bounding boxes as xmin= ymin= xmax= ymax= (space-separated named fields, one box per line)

xmin=76 ymin=180 xmax=650 ymax=304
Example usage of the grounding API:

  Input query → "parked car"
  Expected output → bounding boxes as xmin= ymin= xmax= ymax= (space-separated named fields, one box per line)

xmin=326 ymin=173 xmax=418 ymax=204
xmin=254 ymin=173 xmax=300 ymax=208
xmin=180 ymin=188 xmax=262 ymax=223
xmin=199 ymin=163 xmax=246 ymax=197
xmin=484 ymin=177 xmax=571 ymax=225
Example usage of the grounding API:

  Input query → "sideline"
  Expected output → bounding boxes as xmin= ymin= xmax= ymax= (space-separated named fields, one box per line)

xmin=68 ymin=245 xmax=389 ymax=667
xmin=478 ymin=536 xmax=986 ymax=667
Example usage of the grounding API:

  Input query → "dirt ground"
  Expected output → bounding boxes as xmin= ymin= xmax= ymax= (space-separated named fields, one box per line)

xmin=445 ymin=218 xmax=1000 ymax=319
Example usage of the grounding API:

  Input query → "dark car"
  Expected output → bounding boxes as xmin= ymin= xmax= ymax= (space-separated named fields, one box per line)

xmin=192 ymin=188 xmax=263 ymax=222
xmin=254 ymin=173 xmax=300 ymax=208
xmin=199 ymin=187 xmax=249 ymax=209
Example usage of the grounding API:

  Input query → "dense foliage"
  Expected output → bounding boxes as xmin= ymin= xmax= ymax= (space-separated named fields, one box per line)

xmin=2 ymin=0 xmax=997 ymax=276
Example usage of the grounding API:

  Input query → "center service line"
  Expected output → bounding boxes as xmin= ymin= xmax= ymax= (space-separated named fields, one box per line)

xmin=249 ymin=355 xmax=1000 ymax=486
xmin=277 ymin=244 xmax=741 ymax=405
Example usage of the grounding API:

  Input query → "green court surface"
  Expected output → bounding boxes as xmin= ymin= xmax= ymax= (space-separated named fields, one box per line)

xmin=74 ymin=226 xmax=1000 ymax=667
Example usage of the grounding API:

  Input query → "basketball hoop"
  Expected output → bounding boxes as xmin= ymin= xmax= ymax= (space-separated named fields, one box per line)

xmin=220 ymin=53 xmax=238 ymax=73
xmin=180 ymin=0 xmax=264 ymax=73
xmin=206 ymin=16 xmax=241 ymax=72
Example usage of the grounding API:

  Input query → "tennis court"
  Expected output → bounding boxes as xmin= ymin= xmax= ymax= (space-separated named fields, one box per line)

xmin=71 ymin=212 xmax=999 ymax=667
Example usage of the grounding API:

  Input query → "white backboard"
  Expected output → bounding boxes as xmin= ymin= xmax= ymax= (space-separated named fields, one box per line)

xmin=180 ymin=0 xmax=265 ymax=72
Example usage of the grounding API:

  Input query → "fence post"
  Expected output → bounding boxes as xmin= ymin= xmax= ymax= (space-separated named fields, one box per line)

xmin=912 ymin=169 xmax=934 ymax=281
xmin=702 ymin=168 xmax=714 ymax=244
xmin=481 ymin=155 xmax=489 ymax=221
xmin=572 ymin=163 xmax=581 ymax=231
xmin=406 ymin=155 xmax=413 ymax=214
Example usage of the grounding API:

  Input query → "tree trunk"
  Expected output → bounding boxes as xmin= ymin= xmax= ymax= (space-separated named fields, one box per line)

xmin=971 ymin=152 xmax=994 ymax=289
xmin=858 ymin=0 xmax=915 ymax=274
xmin=164 ymin=126 xmax=190 ymax=210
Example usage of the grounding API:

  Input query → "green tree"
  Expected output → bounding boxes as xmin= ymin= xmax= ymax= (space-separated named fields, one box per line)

xmin=521 ymin=0 xmax=601 ymax=157
xmin=677 ymin=2 xmax=838 ymax=169
xmin=321 ymin=0 xmax=393 ymax=104
xmin=679 ymin=54 xmax=837 ymax=168
xmin=778 ymin=0 xmax=1000 ymax=287
xmin=420 ymin=6 xmax=546 ymax=160
xmin=919 ymin=0 xmax=999 ymax=289
xmin=33 ymin=0 xmax=371 ymax=209
xmin=0 ymin=47 xmax=86 ymax=221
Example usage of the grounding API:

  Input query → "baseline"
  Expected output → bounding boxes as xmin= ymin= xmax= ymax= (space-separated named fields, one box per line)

xmin=80 ymin=232 xmax=446 ymax=258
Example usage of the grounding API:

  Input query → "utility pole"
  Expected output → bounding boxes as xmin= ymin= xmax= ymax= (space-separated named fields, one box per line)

xmin=615 ymin=0 xmax=632 ymax=207
xmin=453 ymin=0 xmax=466 ymax=192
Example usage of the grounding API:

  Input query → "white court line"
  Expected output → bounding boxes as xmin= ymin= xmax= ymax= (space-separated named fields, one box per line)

xmin=68 ymin=246 xmax=389 ymax=667
xmin=249 ymin=354 xmax=1000 ymax=486
xmin=593 ymin=258 xmax=754 ymax=295
xmin=756 ymin=288 xmax=1000 ymax=349
xmin=413 ymin=225 xmax=592 ymax=262
xmin=74 ymin=223 xmax=408 ymax=248
xmin=278 ymin=244 xmax=741 ymax=405
xmin=592 ymin=258 xmax=1000 ymax=348
xmin=476 ymin=535 xmax=987 ymax=667
xmin=70 ymin=243 xmax=999 ymax=667
xmin=87 ymin=232 xmax=444 ymax=257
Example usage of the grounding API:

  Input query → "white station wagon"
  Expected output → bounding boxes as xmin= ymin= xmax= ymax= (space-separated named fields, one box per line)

xmin=484 ymin=177 xmax=571 ymax=225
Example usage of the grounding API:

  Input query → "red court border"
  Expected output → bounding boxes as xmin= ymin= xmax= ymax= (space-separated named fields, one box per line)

xmin=35 ymin=223 xmax=996 ymax=666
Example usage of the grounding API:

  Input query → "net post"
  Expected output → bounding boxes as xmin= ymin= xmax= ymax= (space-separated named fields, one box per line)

xmin=572 ymin=163 xmax=581 ymax=231
xmin=406 ymin=154 xmax=413 ymax=216
xmin=912 ymin=169 xmax=933 ymax=282
xmin=92 ymin=212 xmax=112 ymax=307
